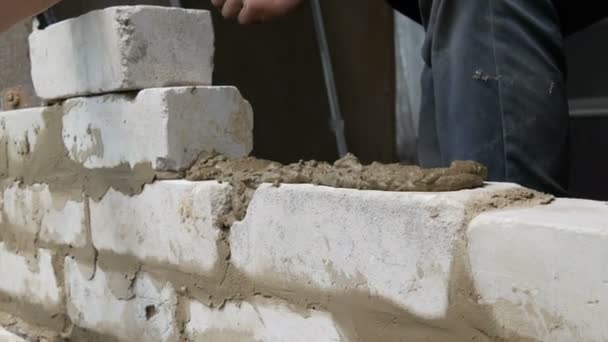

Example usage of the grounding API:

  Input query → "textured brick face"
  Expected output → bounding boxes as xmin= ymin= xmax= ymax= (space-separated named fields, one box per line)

xmin=29 ymin=6 xmax=214 ymax=100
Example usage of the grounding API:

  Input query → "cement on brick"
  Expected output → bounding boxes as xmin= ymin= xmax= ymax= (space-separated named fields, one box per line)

xmin=90 ymin=180 xmax=231 ymax=275
xmin=228 ymin=183 xmax=552 ymax=341
xmin=63 ymin=86 xmax=253 ymax=171
xmin=186 ymin=153 xmax=487 ymax=226
xmin=0 ymin=244 xmax=60 ymax=310
xmin=1 ymin=182 xmax=87 ymax=247
xmin=186 ymin=298 xmax=343 ymax=342
xmin=0 ymin=312 xmax=62 ymax=342
xmin=468 ymin=198 xmax=608 ymax=342
xmin=29 ymin=6 xmax=214 ymax=100
xmin=0 ymin=106 xmax=156 ymax=200
xmin=230 ymin=183 xmax=534 ymax=319
xmin=65 ymin=257 xmax=178 ymax=342
xmin=0 ymin=107 xmax=46 ymax=179
xmin=0 ymin=86 xmax=251 ymax=200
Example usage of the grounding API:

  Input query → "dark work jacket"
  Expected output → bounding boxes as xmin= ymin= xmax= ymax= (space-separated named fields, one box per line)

xmin=387 ymin=0 xmax=607 ymax=36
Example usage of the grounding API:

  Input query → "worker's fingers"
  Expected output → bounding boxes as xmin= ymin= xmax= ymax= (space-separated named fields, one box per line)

xmin=237 ymin=3 xmax=266 ymax=25
xmin=237 ymin=0 xmax=303 ymax=24
xmin=210 ymin=0 xmax=225 ymax=9
xmin=222 ymin=0 xmax=244 ymax=18
xmin=237 ymin=4 xmax=254 ymax=25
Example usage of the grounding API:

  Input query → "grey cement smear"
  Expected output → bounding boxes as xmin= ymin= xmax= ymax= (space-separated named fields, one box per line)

xmin=186 ymin=153 xmax=487 ymax=225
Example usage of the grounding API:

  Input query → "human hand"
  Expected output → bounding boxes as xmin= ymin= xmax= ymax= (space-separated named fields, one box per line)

xmin=0 ymin=0 xmax=61 ymax=32
xmin=210 ymin=0 xmax=304 ymax=24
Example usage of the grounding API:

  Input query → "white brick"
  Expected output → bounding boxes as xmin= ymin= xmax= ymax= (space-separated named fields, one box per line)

xmin=0 ymin=87 xmax=252 ymax=173
xmin=230 ymin=183 xmax=524 ymax=320
xmin=30 ymin=6 xmax=213 ymax=100
xmin=0 ymin=328 xmax=26 ymax=342
xmin=0 ymin=243 xmax=60 ymax=310
xmin=65 ymin=258 xmax=178 ymax=342
xmin=91 ymin=181 xmax=230 ymax=275
xmin=468 ymin=199 xmax=608 ymax=342
xmin=186 ymin=298 xmax=342 ymax=342
xmin=1 ymin=183 xmax=87 ymax=247
xmin=62 ymin=86 xmax=253 ymax=171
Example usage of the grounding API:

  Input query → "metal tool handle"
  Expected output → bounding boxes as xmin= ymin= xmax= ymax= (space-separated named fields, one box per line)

xmin=311 ymin=0 xmax=349 ymax=157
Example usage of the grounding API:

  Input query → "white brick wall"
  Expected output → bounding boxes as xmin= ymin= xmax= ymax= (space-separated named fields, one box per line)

xmin=0 ymin=87 xmax=252 ymax=173
xmin=65 ymin=257 xmax=178 ymax=342
xmin=90 ymin=181 xmax=230 ymax=275
xmin=1 ymin=183 xmax=87 ymax=247
xmin=186 ymin=298 xmax=343 ymax=342
xmin=29 ymin=6 xmax=214 ymax=100
xmin=0 ymin=244 xmax=61 ymax=310
xmin=230 ymin=183 xmax=524 ymax=320
xmin=3 ymin=5 xmax=605 ymax=340
xmin=62 ymin=86 xmax=253 ymax=171
xmin=468 ymin=199 xmax=608 ymax=342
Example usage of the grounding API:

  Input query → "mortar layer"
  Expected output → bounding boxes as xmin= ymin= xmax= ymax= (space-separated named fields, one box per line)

xmin=186 ymin=152 xmax=487 ymax=225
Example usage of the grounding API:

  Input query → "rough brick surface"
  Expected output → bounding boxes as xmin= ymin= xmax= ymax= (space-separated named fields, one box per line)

xmin=0 ymin=87 xmax=252 ymax=173
xmin=90 ymin=181 xmax=230 ymax=275
xmin=65 ymin=257 xmax=178 ymax=342
xmin=0 ymin=107 xmax=46 ymax=177
xmin=230 ymin=183 xmax=524 ymax=319
xmin=1 ymin=183 xmax=87 ymax=247
xmin=0 ymin=244 xmax=60 ymax=310
xmin=0 ymin=327 xmax=27 ymax=342
xmin=468 ymin=199 xmax=608 ymax=342
xmin=62 ymin=86 xmax=253 ymax=171
xmin=186 ymin=298 xmax=343 ymax=342
xmin=29 ymin=6 xmax=213 ymax=100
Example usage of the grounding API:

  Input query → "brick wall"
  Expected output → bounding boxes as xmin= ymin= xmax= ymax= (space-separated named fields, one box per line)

xmin=1 ymin=6 xmax=607 ymax=342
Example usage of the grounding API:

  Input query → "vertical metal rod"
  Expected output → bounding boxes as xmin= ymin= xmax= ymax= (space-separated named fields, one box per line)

xmin=311 ymin=0 xmax=348 ymax=157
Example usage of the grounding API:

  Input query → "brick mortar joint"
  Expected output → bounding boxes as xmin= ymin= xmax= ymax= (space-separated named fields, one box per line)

xmin=4 ymin=184 xmax=556 ymax=341
xmin=442 ymin=186 xmax=554 ymax=341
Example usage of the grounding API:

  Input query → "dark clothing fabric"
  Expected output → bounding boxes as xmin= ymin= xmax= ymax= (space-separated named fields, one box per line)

xmin=388 ymin=0 xmax=603 ymax=195
xmin=388 ymin=0 xmax=607 ymax=36
xmin=556 ymin=2 xmax=608 ymax=35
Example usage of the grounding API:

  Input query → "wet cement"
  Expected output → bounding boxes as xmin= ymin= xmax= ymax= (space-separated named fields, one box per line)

xmin=186 ymin=152 xmax=487 ymax=225
xmin=0 ymin=105 xmax=156 ymax=201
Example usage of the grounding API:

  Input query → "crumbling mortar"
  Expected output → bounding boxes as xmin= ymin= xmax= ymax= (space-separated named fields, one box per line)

xmin=186 ymin=152 xmax=489 ymax=227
